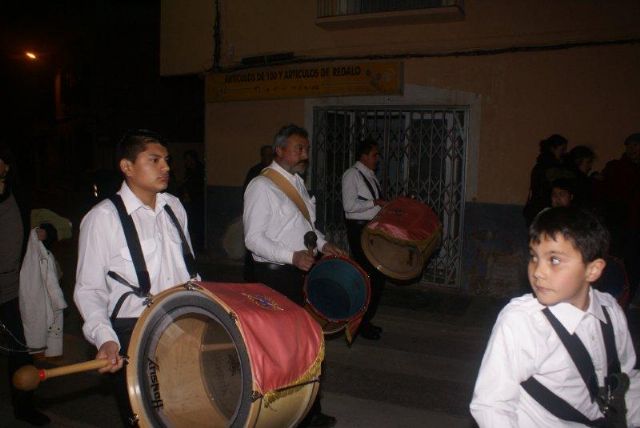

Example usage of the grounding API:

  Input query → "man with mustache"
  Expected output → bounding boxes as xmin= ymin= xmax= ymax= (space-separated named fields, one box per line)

xmin=243 ymin=124 xmax=343 ymax=428
xmin=74 ymin=129 xmax=197 ymax=425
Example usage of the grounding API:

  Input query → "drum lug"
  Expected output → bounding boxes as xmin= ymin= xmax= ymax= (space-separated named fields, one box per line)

xmin=143 ymin=296 xmax=153 ymax=307
xmin=250 ymin=390 xmax=263 ymax=402
xmin=228 ymin=311 xmax=237 ymax=322
xmin=184 ymin=280 xmax=201 ymax=291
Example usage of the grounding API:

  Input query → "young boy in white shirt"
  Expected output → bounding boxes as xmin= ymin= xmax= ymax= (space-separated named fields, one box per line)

xmin=470 ymin=207 xmax=640 ymax=427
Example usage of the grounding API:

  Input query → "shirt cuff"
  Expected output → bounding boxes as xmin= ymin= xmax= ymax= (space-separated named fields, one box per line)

xmin=93 ymin=324 xmax=121 ymax=352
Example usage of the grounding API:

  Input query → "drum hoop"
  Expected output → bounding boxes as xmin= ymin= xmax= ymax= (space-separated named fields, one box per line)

xmin=126 ymin=284 xmax=255 ymax=428
xmin=303 ymin=256 xmax=371 ymax=322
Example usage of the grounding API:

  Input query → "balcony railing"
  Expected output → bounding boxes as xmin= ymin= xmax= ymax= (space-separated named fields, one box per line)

xmin=316 ymin=0 xmax=464 ymax=28
xmin=318 ymin=0 xmax=462 ymax=18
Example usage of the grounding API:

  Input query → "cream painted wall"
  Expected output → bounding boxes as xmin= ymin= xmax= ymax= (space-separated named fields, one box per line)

xmin=219 ymin=0 xmax=640 ymax=63
xmin=160 ymin=0 xmax=215 ymax=76
xmin=205 ymin=99 xmax=306 ymax=186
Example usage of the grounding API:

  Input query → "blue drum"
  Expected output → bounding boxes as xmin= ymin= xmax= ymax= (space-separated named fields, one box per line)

xmin=304 ymin=256 xmax=370 ymax=336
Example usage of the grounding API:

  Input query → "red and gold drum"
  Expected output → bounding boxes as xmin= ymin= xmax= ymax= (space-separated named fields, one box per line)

xmin=362 ymin=197 xmax=442 ymax=281
xmin=126 ymin=281 xmax=323 ymax=428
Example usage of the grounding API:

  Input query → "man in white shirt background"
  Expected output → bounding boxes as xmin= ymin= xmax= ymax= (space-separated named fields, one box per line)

xmin=243 ymin=124 xmax=343 ymax=428
xmin=342 ymin=139 xmax=388 ymax=340
xmin=73 ymin=129 xmax=196 ymax=426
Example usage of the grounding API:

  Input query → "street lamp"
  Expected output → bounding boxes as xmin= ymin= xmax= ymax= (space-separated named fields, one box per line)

xmin=25 ymin=51 xmax=37 ymax=60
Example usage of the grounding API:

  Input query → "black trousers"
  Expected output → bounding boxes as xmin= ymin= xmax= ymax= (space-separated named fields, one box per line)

xmin=1 ymin=297 xmax=36 ymax=414
xmin=111 ymin=318 xmax=137 ymax=427
xmin=346 ymin=220 xmax=386 ymax=327
xmin=252 ymin=262 xmax=322 ymax=419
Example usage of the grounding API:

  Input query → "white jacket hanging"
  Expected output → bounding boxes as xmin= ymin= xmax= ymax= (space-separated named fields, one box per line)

xmin=19 ymin=228 xmax=67 ymax=357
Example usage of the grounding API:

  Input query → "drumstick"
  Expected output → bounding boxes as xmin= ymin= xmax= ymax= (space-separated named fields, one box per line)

xmin=13 ymin=359 xmax=111 ymax=391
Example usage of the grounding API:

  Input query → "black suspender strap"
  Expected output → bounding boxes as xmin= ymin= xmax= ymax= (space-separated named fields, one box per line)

xmin=600 ymin=307 xmax=620 ymax=377
xmin=107 ymin=195 xmax=199 ymax=321
xmin=520 ymin=305 xmax=624 ymax=427
xmin=541 ymin=307 xmax=600 ymax=402
xmin=520 ymin=377 xmax=606 ymax=427
xmin=357 ymin=170 xmax=380 ymax=200
xmin=109 ymin=195 xmax=151 ymax=296
xmin=163 ymin=204 xmax=198 ymax=279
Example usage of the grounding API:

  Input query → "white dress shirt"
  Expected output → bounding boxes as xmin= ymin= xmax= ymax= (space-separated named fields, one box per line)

xmin=73 ymin=182 xmax=195 ymax=350
xmin=342 ymin=161 xmax=382 ymax=221
xmin=470 ymin=289 xmax=640 ymax=427
xmin=243 ymin=161 xmax=327 ymax=265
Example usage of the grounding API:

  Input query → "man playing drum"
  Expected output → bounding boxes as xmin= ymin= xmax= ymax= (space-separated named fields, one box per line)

xmin=342 ymin=138 xmax=388 ymax=340
xmin=74 ymin=130 xmax=197 ymax=426
xmin=243 ymin=124 xmax=343 ymax=428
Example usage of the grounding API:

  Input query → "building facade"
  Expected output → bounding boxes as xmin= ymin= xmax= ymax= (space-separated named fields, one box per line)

xmin=161 ymin=0 xmax=640 ymax=295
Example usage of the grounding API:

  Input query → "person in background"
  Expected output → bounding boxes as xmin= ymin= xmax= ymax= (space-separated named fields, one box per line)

xmin=564 ymin=145 xmax=596 ymax=208
xmin=342 ymin=138 xmax=388 ymax=340
xmin=523 ymin=134 xmax=570 ymax=226
xmin=243 ymin=145 xmax=274 ymax=193
xmin=596 ymin=133 xmax=640 ymax=305
xmin=0 ymin=143 xmax=50 ymax=426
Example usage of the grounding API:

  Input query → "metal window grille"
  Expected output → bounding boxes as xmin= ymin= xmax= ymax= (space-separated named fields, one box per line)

xmin=317 ymin=0 xmax=461 ymax=18
xmin=311 ymin=106 xmax=468 ymax=287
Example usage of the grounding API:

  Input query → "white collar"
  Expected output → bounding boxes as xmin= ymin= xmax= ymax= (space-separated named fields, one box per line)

xmin=355 ymin=161 xmax=375 ymax=176
xmin=118 ymin=181 xmax=167 ymax=215
xmin=546 ymin=288 xmax=608 ymax=334
xmin=270 ymin=160 xmax=302 ymax=184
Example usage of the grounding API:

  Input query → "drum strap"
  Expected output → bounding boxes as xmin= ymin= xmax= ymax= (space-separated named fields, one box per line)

xmin=261 ymin=168 xmax=313 ymax=227
xmin=107 ymin=194 xmax=198 ymax=321
xmin=520 ymin=306 xmax=621 ymax=427
xmin=357 ymin=170 xmax=382 ymax=200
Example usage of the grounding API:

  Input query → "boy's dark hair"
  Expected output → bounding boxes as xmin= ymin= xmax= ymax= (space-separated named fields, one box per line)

xmin=356 ymin=138 xmax=378 ymax=159
xmin=116 ymin=129 xmax=166 ymax=163
xmin=529 ymin=207 xmax=609 ymax=262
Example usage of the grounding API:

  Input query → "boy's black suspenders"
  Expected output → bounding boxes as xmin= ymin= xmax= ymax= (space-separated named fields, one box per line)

xmin=520 ymin=307 xmax=626 ymax=427
xmin=107 ymin=195 xmax=197 ymax=322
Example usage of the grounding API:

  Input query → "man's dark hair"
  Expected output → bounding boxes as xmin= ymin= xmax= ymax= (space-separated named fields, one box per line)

xmin=567 ymin=145 xmax=595 ymax=165
xmin=116 ymin=129 xmax=166 ymax=163
xmin=356 ymin=138 xmax=378 ymax=159
xmin=529 ymin=207 xmax=609 ymax=263
xmin=624 ymin=132 xmax=640 ymax=146
xmin=539 ymin=134 xmax=568 ymax=154
xmin=273 ymin=124 xmax=308 ymax=151
xmin=550 ymin=178 xmax=574 ymax=194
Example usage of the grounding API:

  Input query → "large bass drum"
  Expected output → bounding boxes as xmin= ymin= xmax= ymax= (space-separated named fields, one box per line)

xmin=127 ymin=281 xmax=324 ymax=428
xmin=362 ymin=197 xmax=442 ymax=281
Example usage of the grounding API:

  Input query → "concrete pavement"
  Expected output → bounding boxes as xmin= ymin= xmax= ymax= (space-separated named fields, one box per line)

xmin=2 ymin=249 xmax=638 ymax=428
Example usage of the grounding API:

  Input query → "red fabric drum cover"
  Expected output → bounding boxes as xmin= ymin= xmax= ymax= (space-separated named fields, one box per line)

xmin=362 ymin=197 xmax=442 ymax=281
